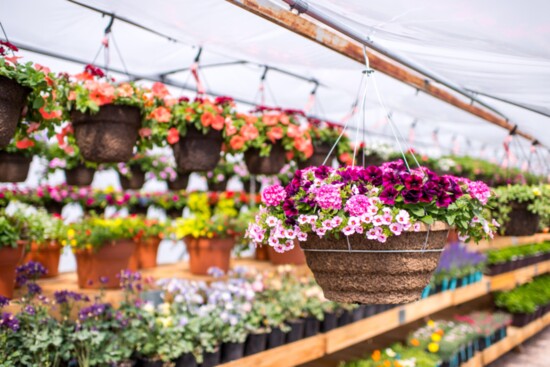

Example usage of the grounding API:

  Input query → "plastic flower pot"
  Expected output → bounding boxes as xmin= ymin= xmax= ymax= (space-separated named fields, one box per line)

xmin=119 ymin=166 xmax=146 ymax=190
xmin=298 ymin=142 xmax=334 ymax=169
xmin=207 ymin=179 xmax=228 ymax=192
xmin=71 ymin=104 xmax=141 ymax=163
xmin=128 ymin=236 xmax=161 ymax=271
xmin=0 ymin=151 xmax=32 ymax=182
xmin=65 ymin=165 xmax=95 ymax=186
xmin=220 ymin=342 xmax=244 ymax=364
xmin=244 ymin=332 xmax=268 ymax=356
xmin=503 ymin=201 xmax=540 ymax=236
xmin=303 ymin=316 xmax=320 ymax=337
xmin=511 ymin=312 xmax=533 ymax=327
xmin=364 ymin=305 xmax=377 ymax=318
xmin=254 ymin=245 xmax=270 ymax=261
xmin=267 ymin=244 xmax=306 ymax=265
xmin=337 ymin=310 xmax=353 ymax=327
xmin=300 ymin=222 xmax=449 ymax=304
xmin=0 ymin=242 xmax=25 ymax=298
xmin=0 ymin=75 xmax=30 ymax=148
xmin=23 ymin=241 xmax=61 ymax=278
xmin=285 ymin=319 xmax=305 ymax=343
xmin=266 ymin=327 xmax=286 ymax=349
xmin=352 ymin=306 xmax=365 ymax=322
xmin=44 ymin=201 xmax=64 ymax=215
xmin=244 ymin=141 xmax=286 ymax=175
xmin=321 ymin=311 xmax=338 ymax=332
xmin=74 ymin=239 xmax=135 ymax=289
xmin=184 ymin=236 xmax=235 ymax=275
xmin=172 ymin=126 xmax=223 ymax=173
xmin=174 ymin=353 xmax=197 ymax=367
xmin=201 ymin=349 xmax=221 ymax=367
xmin=167 ymin=172 xmax=190 ymax=191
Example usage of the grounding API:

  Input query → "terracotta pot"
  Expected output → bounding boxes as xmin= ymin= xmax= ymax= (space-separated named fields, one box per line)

xmin=185 ymin=237 xmax=235 ymax=275
xmin=255 ymin=245 xmax=270 ymax=261
xmin=23 ymin=241 xmax=61 ymax=278
xmin=71 ymin=104 xmax=141 ymax=163
xmin=0 ymin=243 xmax=25 ymax=298
xmin=119 ymin=166 xmax=146 ymax=190
xmin=244 ymin=141 xmax=286 ymax=175
xmin=503 ymin=201 xmax=540 ymax=236
xmin=447 ymin=228 xmax=459 ymax=243
xmin=65 ymin=165 xmax=95 ymax=186
xmin=0 ymin=75 xmax=30 ymax=148
xmin=172 ymin=125 xmax=223 ymax=173
xmin=298 ymin=142 xmax=334 ymax=169
xmin=207 ymin=179 xmax=228 ymax=192
xmin=301 ymin=222 xmax=449 ymax=304
xmin=128 ymin=236 xmax=161 ymax=271
xmin=268 ymin=244 xmax=306 ymax=265
xmin=75 ymin=239 xmax=136 ymax=289
xmin=167 ymin=172 xmax=190 ymax=191
xmin=0 ymin=151 xmax=32 ymax=182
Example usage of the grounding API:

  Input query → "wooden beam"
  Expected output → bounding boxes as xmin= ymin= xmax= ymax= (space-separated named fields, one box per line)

xmin=226 ymin=0 xmax=537 ymax=143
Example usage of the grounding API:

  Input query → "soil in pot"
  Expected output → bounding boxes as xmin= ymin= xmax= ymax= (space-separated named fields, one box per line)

xmin=220 ymin=341 xmax=244 ymax=363
xmin=23 ymin=241 xmax=61 ymax=278
xmin=0 ymin=151 xmax=32 ymax=182
xmin=285 ymin=319 xmax=305 ymax=343
xmin=207 ymin=180 xmax=228 ymax=192
xmin=120 ymin=166 xmax=146 ymax=190
xmin=301 ymin=222 xmax=449 ymax=304
xmin=172 ymin=126 xmax=223 ymax=173
xmin=254 ymin=245 xmax=270 ymax=261
xmin=167 ymin=173 xmax=190 ymax=191
xmin=244 ymin=332 xmax=267 ymax=356
xmin=65 ymin=165 xmax=95 ymax=186
xmin=128 ymin=236 xmax=161 ymax=271
xmin=298 ymin=142 xmax=334 ymax=169
xmin=75 ymin=239 xmax=135 ymax=289
xmin=303 ymin=316 xmax=320 ymax=338
xmin=266 ymin=327 xmax=286 ymax=349
xmin=185 ymin=237 xmax=235 ymax=275
xmin=0 ymin=75 xmax=30 ymax=148
xmin=244 ymin=141 xmax=286 ymax=175
xmin=0 ymin=243 xmax=25 ymax=298
xmin=267 ymin=244 xmax=306 ymax=265
xmin=321 ymin=312 xmax=338 ymax=332
xmin=174 ymin=353 xmax=197 ymax=367
xmin=201 ymin=349 xmax=221 ymax=367
xmin=71 ymin=104 xmax=141 ymax=163
xmin=504 ymin=201 xmax=540 ymax=236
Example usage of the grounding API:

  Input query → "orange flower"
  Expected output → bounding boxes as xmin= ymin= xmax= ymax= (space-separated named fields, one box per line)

xmin=151 ymin=82 xmax=170 ymax=98
xmin=139 ymin=128 xmax=152 ymax=138
xmin=410 ymin=338 xmax=420 ymax=347
xmin=167 ymin=128 xmax=180 ymax=145
xmin=229 ymin=135 xmax=245 ymax=150
xmin=240 ymin=124 xmax=259 ymax=140
xmin=371 ymin=350 xmax=381 ymax=362
xmin=87 ymin=81 xmax=115 ymax=106
xmin=74 ymin=71 xmax=94 ymax=81
xmin=116 ymin=83 xmax=134 ymax=98
xmin=210 ymin=115 xmax=225 ymax=131
xmin=225 ymin=119 xmax=237 ymax=136
xmin=287 ymin=124 xmax=300 ymax=138
xmin=15 ymin=138 xmax=35 ymax=149
xmin=383 ymin=361 xmax=391 ymax=367
xmin=68 ymin=91 xmax=76 ymax=101
xmin=148 ymin=106 xmax=172 ymax=123
xmin=279 ymin=113 xmax=290 ymax=125
xmin=39 ymin=107 xmax=62 ymax=120
xmin=201 ymin=111 xmax=215 ymax=127
xmin=26 ymin=122 xmax=41 ymax=134
xmin=266 ymin=126 xmax=284 ymax=142
xmin=243 ymin=114 xmax=258 ymax=125
xmin=263 ymin=113 xmax=279 ymax=126
xmin=394 ymin=362 xmax=402 ymax=367
xmin=339 ymin=152 xmax=353 ymax=166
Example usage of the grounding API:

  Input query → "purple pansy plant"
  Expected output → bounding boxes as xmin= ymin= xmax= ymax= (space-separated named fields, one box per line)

xmin=247 ymin=161 xmax=497 ymax=252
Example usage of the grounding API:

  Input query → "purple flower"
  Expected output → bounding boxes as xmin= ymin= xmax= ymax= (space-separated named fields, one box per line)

xmin=380 ymin=187 xmax=399 ymax=205
xmin=436 ymin=193 xmax=452 ymax=208
xmin=79 ymin=303 xmax=111 ymax=321
xmin=24 ymin=305 xmax=36 ymax=315
xmin=16 ymin=261 xmax=48 ymax=286
xmin=402 ymin=189 xmax=421 ymax=204
xmin=54 ymin=290 xmax=89 ymax=304
xmin=314 ymin=166 xmax=332 ymax=180
xmin=0 ymin=312 xmax=20 ymax=332
xmin=421 ymin=181 xmax=439 ymax=202
xmin=382 ymin=171 xmax=401 ymax=188
xmin=26 ymin=283 xmax=42 ymax=296
xmin=282 ymin=199 xmax=298 ymax=217
xmin=99 ymin=276 xmax=109 ymax=285
xmin=0 ymin=296 xmax=9 ymax=308
xmin=362 ymin=166 xmax=382 ymax=185
xmin=338 ymin=167 xmax=360 ymax=183
xmin=403 ymin=174 xmax=423 ymax=190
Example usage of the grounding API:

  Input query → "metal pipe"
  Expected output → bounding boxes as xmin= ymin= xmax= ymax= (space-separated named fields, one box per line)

xmin=465 ymin=88 xmax=550 ymax=119
xmin=282 ymin=0 xmax=509 ymax=121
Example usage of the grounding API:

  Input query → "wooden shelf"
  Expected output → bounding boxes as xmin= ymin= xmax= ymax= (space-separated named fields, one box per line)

xmin=467 ymin=233 xmax=550 ymax=252
xmin=489 ymin=260 xmax=550 ymax=292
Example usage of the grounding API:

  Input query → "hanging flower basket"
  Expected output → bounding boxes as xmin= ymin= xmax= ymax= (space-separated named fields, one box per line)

xmin=244 ymin=141 xmax=286 ymax=175
xmin=0 ymin=151 xmax=32 ymax=182
xmin=65 ymin=165 xmax=95 ymax=186
xmin=503 ymin=201 xmax=540 ymax=236
xmin=298 ymin=142 xmax=334 ymax=169
xmin=167 ymin=172 xmax=190 ymax=191
xmin=172 ymin=125 xmax=223 ymax=173
xmin=75 ymin=239 xmax=135 ymax=289
xmin=0 ymin=76 xmax=30 ymax=148
xmin=44 ymin=201 xmax=64 ymax=215
xmin=0 ymin=242 xmax=25 ymax=298
xmin=185 ymin=236 xmax=235 ymax=275
xmin=71 ymin=104 xmax=141 ymax=163
xmin=207 ymin=179 xmax=228 ymax=192
xmin=23 ymin=241 xmax=62 ymax=278
xmin=119 ymin=166 xmax=146 ymax=190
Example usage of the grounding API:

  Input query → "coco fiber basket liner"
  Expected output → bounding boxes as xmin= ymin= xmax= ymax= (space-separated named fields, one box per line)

xmin=300 ymin=221 xmax=449 ymax=304
xmin=244 ymin=141 xmax=286 ymax=175
xmin=503 ymin=201 xmax=540 ymax=236
xmin=0 ymin=75 xmax=30 ymax=148
xmin=172 ymin=125 xmax=223 ymax=173
xmin=298 ymin=142 xmax=334 ymax=169
xmin=65 ymin=165 xmax=95 ymax=186
xmin=71 ymin=104 xmax=141 ymax=163
xmin=0 ymin=152 xmax=32 ymax=182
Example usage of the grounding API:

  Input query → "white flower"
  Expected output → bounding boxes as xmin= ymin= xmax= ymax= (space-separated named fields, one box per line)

xmin=285 ymin=228 xmax=297 ymax=239
xmin=348 ymin=216 xmax=361 ymax=227
xmin=342 ymin=225 xmax=355 ymax=236
xmin=266 ymin=216 xmax=279 ymax=227
xmin=142 ymin=302 xmax=155 ymax=313
xmin=360 ymin=213 xmax=373 ymax=223
xmin=385 ymin=348 xmax=396 ymax=357
xmin=389 ymin=223 xmax=403 ymax=235
xmin=413 ymin=222 xmax=421 ymax=232
xmin=315 ymin=227 xmax=327 ymax=237
xmin=297 ymin=232 xmax=308 ymax=241
xmin=372 ymin=215 xmax=385 ymax=227
xmin=396 ymin=210 xmax=410 ymax=225
xmin=331 ymin=216 xmax=343 ymax=227
xmin=298 ymin=215 xmax=309 ymax=225
xmin=377 ymin=234 xmax=388 ymax=243
xmin=366 ymin=228 xmax=378 ymax=240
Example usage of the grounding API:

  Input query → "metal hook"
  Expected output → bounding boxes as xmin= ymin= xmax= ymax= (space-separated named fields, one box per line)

xmin=193 ymin=47 xmax=203 ymax=63
xmin=104 ymin=14 xmax=115 ymax=34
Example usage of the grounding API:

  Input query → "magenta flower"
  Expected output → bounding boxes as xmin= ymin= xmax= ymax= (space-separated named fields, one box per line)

xmin=315 ymin=184 xmax=342 ymax=210
xmin=345 ymin=194 xmax=370 ymax=216
xmin=262 ymin=184 xmax=287 ymax=206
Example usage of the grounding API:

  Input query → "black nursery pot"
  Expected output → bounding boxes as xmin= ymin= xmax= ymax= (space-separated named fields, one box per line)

xmin=511 ymin=312 xmax=533 ymax=327
xmin=303 ymin=316 xmax=320 ymax=338
xmin=220 ymin=341 xmax=244 ymax=364
xmin=119 ymin=166 xmax=146 ymax=190
xmin=337 ymin=310 xmax=353 ymax=327
xmin=200 ymin=349 xmax=221 ymax=367
xmin=364 ymin=305 xmax=377 ymax=318
xmin=174 ymin=353 xmax=197 ymax=367
xmin=321 ymin=311 xmax=338 ymax=332
xmin=352 ymin=306 xmax=365 ymax=322
xmin=244 ymin=332 xmax=267 ymax=356
xmin=138 ymin=359 xmax=163 ymax=367
xmin=286 ymin=319 xmax=305 ymax=343
xmin=267 ymin=327 xmax=286 ymax=349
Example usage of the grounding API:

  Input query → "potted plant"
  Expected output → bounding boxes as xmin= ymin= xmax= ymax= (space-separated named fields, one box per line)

xmin=248 ymin=161 xmax=497 ymax=304
xmin=173 ymin=193 xmax=245 ymax=275
xmin=128 ymin=218 xmax=166 ymax=270
xmin=65 ymin=217 xmax=137 ymax=289
xmin=490 ymin=185 xmax=550 ymax=236
xmin=224 ymin=106 xmax=312 ymax=175
xmin=57 ymin=65 xmax=145 ymax=163
xmin=0 ymin=213 xmax=27 ymax=298
xmin=299 ymin=118 xmax=353 ymax=168
xmin=203 ymin=157 xmax=234 ymax=192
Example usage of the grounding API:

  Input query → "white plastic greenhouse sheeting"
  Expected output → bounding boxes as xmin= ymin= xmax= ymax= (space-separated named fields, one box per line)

xmin=2 ymin=0 xmax=550 ymax=162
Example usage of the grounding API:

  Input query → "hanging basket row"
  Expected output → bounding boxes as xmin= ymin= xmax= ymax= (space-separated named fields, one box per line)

xmin=0 ymin=76 xmax=30 ymax=148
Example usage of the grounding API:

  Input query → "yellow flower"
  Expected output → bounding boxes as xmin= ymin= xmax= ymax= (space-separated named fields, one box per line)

xmin=67 ymin=228 xmax=76 ymax=239
xmin=61 ymin=240 xmax=67 ymax=246
xmin=70 ymin=239 xmax=77 ymax=247
xmin=428 ymin=343 xmax=439 ymax=353
xmin=431 ymin=333 xmax=442 ymax=342
xmin=533 ymin=188 xmax=541 ymax=196
xmin=427 ymin=319 xmax=435 ymax=327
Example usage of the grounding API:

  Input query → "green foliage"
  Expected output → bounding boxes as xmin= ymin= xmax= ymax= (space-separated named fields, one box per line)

xmin=487 ymin=241 xmax=550 ymax=265
xmin=495 ymin=275 xmax=550 ymax=314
